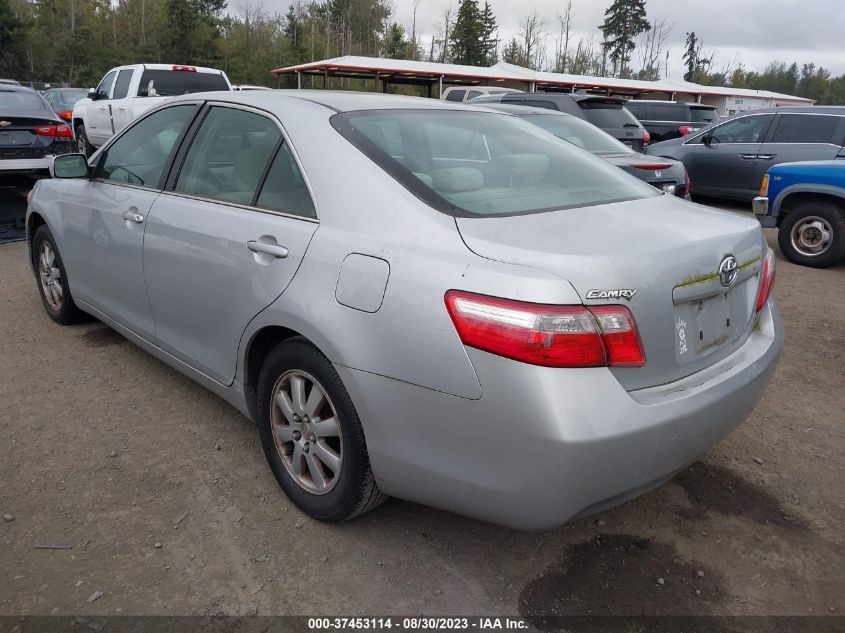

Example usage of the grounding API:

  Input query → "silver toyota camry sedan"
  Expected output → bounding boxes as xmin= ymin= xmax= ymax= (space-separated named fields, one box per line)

xmin=26 ymin=91 xmax=783 ymax=530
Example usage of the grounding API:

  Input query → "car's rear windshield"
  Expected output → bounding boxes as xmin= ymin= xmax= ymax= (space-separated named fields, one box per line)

xmin=0 ymin=90 xmax=45 ymax=110
xmin=519 ymin=113 xmax=633 ymax=155
xmin=55 ymin=89 xmax=88 ymax=108
xmin=690 ymin=107 xmax=719 ymax=124
xmin=331 ymin=109 xmax=658 ymax=217
xmin=137 ymin=70 xmax=229 ymax=97
xmin=578 ymin=101 xmax=641 ymax=129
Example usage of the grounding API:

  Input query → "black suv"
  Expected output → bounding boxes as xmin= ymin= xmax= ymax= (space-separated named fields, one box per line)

xmin=625 ymin=100 xmax=720 ymax=143
xmin=471 ymin=92 xmax=651 ymax=152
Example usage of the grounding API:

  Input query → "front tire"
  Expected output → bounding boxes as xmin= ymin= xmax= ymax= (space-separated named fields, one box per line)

xmin=256 ymin=338 xmax=386 ymax=522
xmin=778 ymin=202 xmax=845 ymax=268
xmin=75 ymin=123 xmax=93 ymax=157
xmin=32 ymin=225 xmax=88 ymax=324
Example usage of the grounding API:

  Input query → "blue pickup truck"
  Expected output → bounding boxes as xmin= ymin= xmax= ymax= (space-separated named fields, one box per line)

xmin=753 ymin=161 xmax=845 ymax=268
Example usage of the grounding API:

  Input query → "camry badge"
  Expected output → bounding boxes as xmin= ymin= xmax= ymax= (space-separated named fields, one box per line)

xmin=586 ymin=289 xmax=637 ymax=301
xmin=719 ymin=255 xmax=739 ymax=287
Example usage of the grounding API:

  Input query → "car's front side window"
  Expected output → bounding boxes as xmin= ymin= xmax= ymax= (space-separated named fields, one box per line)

xmin=96 ymin=71 xmax=116 ymax=100
xmin=95 ymin=105 xmax=196 ymax=188
xmin=707 ymin=114 xmax=773 ymax=144
xmin=174 ymin=106 xmax=281 ymax=206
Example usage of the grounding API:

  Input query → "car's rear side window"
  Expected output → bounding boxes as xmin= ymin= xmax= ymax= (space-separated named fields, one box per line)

xmin=649 ymin=104 xmax=686 ymax=121
xmin=332 ymin=109 xmax=658 ymax=217
xmin=578 ymin=102 xmax=641 ymax=128
xmin=770 ymin=114 xmax=843 ymax=144
xmin=445 ymin=90 xmax=466 ymax=102
xmin=175 ymin=106 xmax=280 ymax=205
xmin=255 ymin=143 xmax=316 ymax=219
xmin=690 ymin=107 xmax=719 ymax=124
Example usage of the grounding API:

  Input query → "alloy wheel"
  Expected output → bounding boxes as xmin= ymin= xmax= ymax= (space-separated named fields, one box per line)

xmin=37 ymin=241 xmax=63 ymax=311
xmin=790 ymin=215 xmax=833 ymax=257
xmin=270 ymin=369 xmax=343 ymax=495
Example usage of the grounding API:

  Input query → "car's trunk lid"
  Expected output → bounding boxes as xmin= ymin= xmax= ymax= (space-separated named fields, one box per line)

xmin=455 ymin=195 xmax=765 ymax=390
xmin=0 ymin=115 xmax=58 ymax=148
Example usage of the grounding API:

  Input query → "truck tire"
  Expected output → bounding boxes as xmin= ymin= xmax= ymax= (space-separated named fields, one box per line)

xmin=778 ymin=201 xmax=845 ymax=268
xmin=75 ymin=123 xmax=93 ymax=158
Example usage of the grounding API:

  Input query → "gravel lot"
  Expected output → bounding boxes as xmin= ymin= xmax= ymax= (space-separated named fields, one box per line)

xmin=0 ymin=217 xmax=843 ymax=624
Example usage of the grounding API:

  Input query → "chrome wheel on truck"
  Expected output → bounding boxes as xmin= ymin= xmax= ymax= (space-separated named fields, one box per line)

xmin=778 ymin=202 xmax=845 ymax=269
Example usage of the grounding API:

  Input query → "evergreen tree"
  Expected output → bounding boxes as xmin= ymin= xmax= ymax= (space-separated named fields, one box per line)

xmin=0 ymin=0 xmax=26 ymax=77
xmin=480 ymin=1 xmax=498 ymax=65
xmin=600 ymin=0 xmax=648 ymax=78
xmin=501 ymin=37 xmax=521 ymax=66
xmin=449 ymin=0 xmax=485 ymax=66
xmin=683 ymin=31 xmax=698 ymax=81
xmin=382 ymin=22 xmax=409 ymax=59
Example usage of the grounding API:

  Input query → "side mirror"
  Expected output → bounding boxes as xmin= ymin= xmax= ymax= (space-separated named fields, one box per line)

xmin=50 ymin=154 xmax=89 ymax=179
xmin=702 ymin=133 xmax=712 ymax=147
xmin=87 ymin=89 xmax=98 ymax=100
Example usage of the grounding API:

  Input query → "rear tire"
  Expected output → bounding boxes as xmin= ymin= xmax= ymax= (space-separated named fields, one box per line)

xmin=256 ymin=337 xmax=387 ymax=522
xmin=32 ymin=225 xmax=88 ymax=325
xmin=777 ymin=202 xmax=845 ymax=268
xmin=75 ymin=123 xmax=93 ymax=157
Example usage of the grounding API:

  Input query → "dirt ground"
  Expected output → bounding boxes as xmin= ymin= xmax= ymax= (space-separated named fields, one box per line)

xmin=0 ymin=221 xmax=843 ymax=625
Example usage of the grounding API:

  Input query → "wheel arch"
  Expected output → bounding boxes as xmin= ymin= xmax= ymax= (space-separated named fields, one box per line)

xmin=241 ymin=325 xmax=317 ymax=421
xmin=26 ymin=211 xmax=48 ymax=272
xmin=775 ymin=187 xmax=845 ymax=227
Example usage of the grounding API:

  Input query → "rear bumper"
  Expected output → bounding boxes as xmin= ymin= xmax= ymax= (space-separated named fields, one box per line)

xmin=0 ymin=157 xmax=52 ymax=175
xmin=338 ymin=300 xmax=783 ymax=530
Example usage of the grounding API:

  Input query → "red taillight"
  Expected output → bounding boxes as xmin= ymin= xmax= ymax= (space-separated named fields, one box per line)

xmin=172 ymin=65 xmax=197 ymax=72
xmin=444 ymin=291 xmax=645 ymax=368
xmin=34 ymin=124 xmax=73 ymax=138
xmin=679 ymin=125 xmax=694 ymax=136
xmin=755 ymin=246 xmax=777 ymax=313
xmin=632 ymin=162 xmax=672 ymax=171
xmin=642 ymin=130 xmax=651 ymax=145
xmin=588 ymin=305 xmax=646 ymax=367
xmin=58 ymin=110 xmax=73 ymax=121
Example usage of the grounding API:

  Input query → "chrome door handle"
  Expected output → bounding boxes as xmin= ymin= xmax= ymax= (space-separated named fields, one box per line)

xmin=757 ymin=154 xmax=777 ymax=161
xmin=247 ymin=240 xmax=289 ymax=259
xmin=122 ymin=211 xmax=145 ymax=223
xmin=738 ymin=154 xmax=758 ymax=160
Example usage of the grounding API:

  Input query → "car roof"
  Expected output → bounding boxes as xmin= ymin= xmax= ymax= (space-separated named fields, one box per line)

xmin=628 ymin=100 xmax=716 ymax=108
xmin=0 ymin=83 xmax=37 ymax=93
xmin=169 ymin=89 xmax=511 ymax=114
xmin=471 ymin=102 xmax=578 ymax=118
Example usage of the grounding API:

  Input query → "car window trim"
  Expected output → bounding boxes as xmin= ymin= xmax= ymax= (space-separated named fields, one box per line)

xmin=684 ymin=112 xmax=775 ymax=145
xmin=164 ymin=100 xmax=320 ymax=222
xmin=765 ymin=112 xmax=845 ymax=145
xmin=90 ymin=101 xmax=204 ymax=193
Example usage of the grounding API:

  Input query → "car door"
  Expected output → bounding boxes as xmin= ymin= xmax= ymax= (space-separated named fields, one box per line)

xmin=60 ymin=104 xmax=199 ymax=340
xmin=689 ymin=113 xmax=774 ymax=199
xmin=87 ymin=71 xmax=117 ymax=146
xmin=752 ymin=112 xmax=845 ymax=188
xmin=142 ymin=104 xmax=319 ymax=385
xmin=108 ymin=68 xmax=135 ymax=134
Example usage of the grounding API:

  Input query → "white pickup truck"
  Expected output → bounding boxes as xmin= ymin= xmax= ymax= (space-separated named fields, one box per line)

xmin=72 ymin=63 xmax=231 ymax=156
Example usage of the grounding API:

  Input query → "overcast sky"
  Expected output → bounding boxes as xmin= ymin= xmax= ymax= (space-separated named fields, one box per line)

xmin=258 ymin=0 xmax=845 ymax=78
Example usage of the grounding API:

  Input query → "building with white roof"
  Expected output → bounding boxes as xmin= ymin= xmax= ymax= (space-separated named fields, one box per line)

xmin=271 ymin=56 xmax=814 ymax=116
